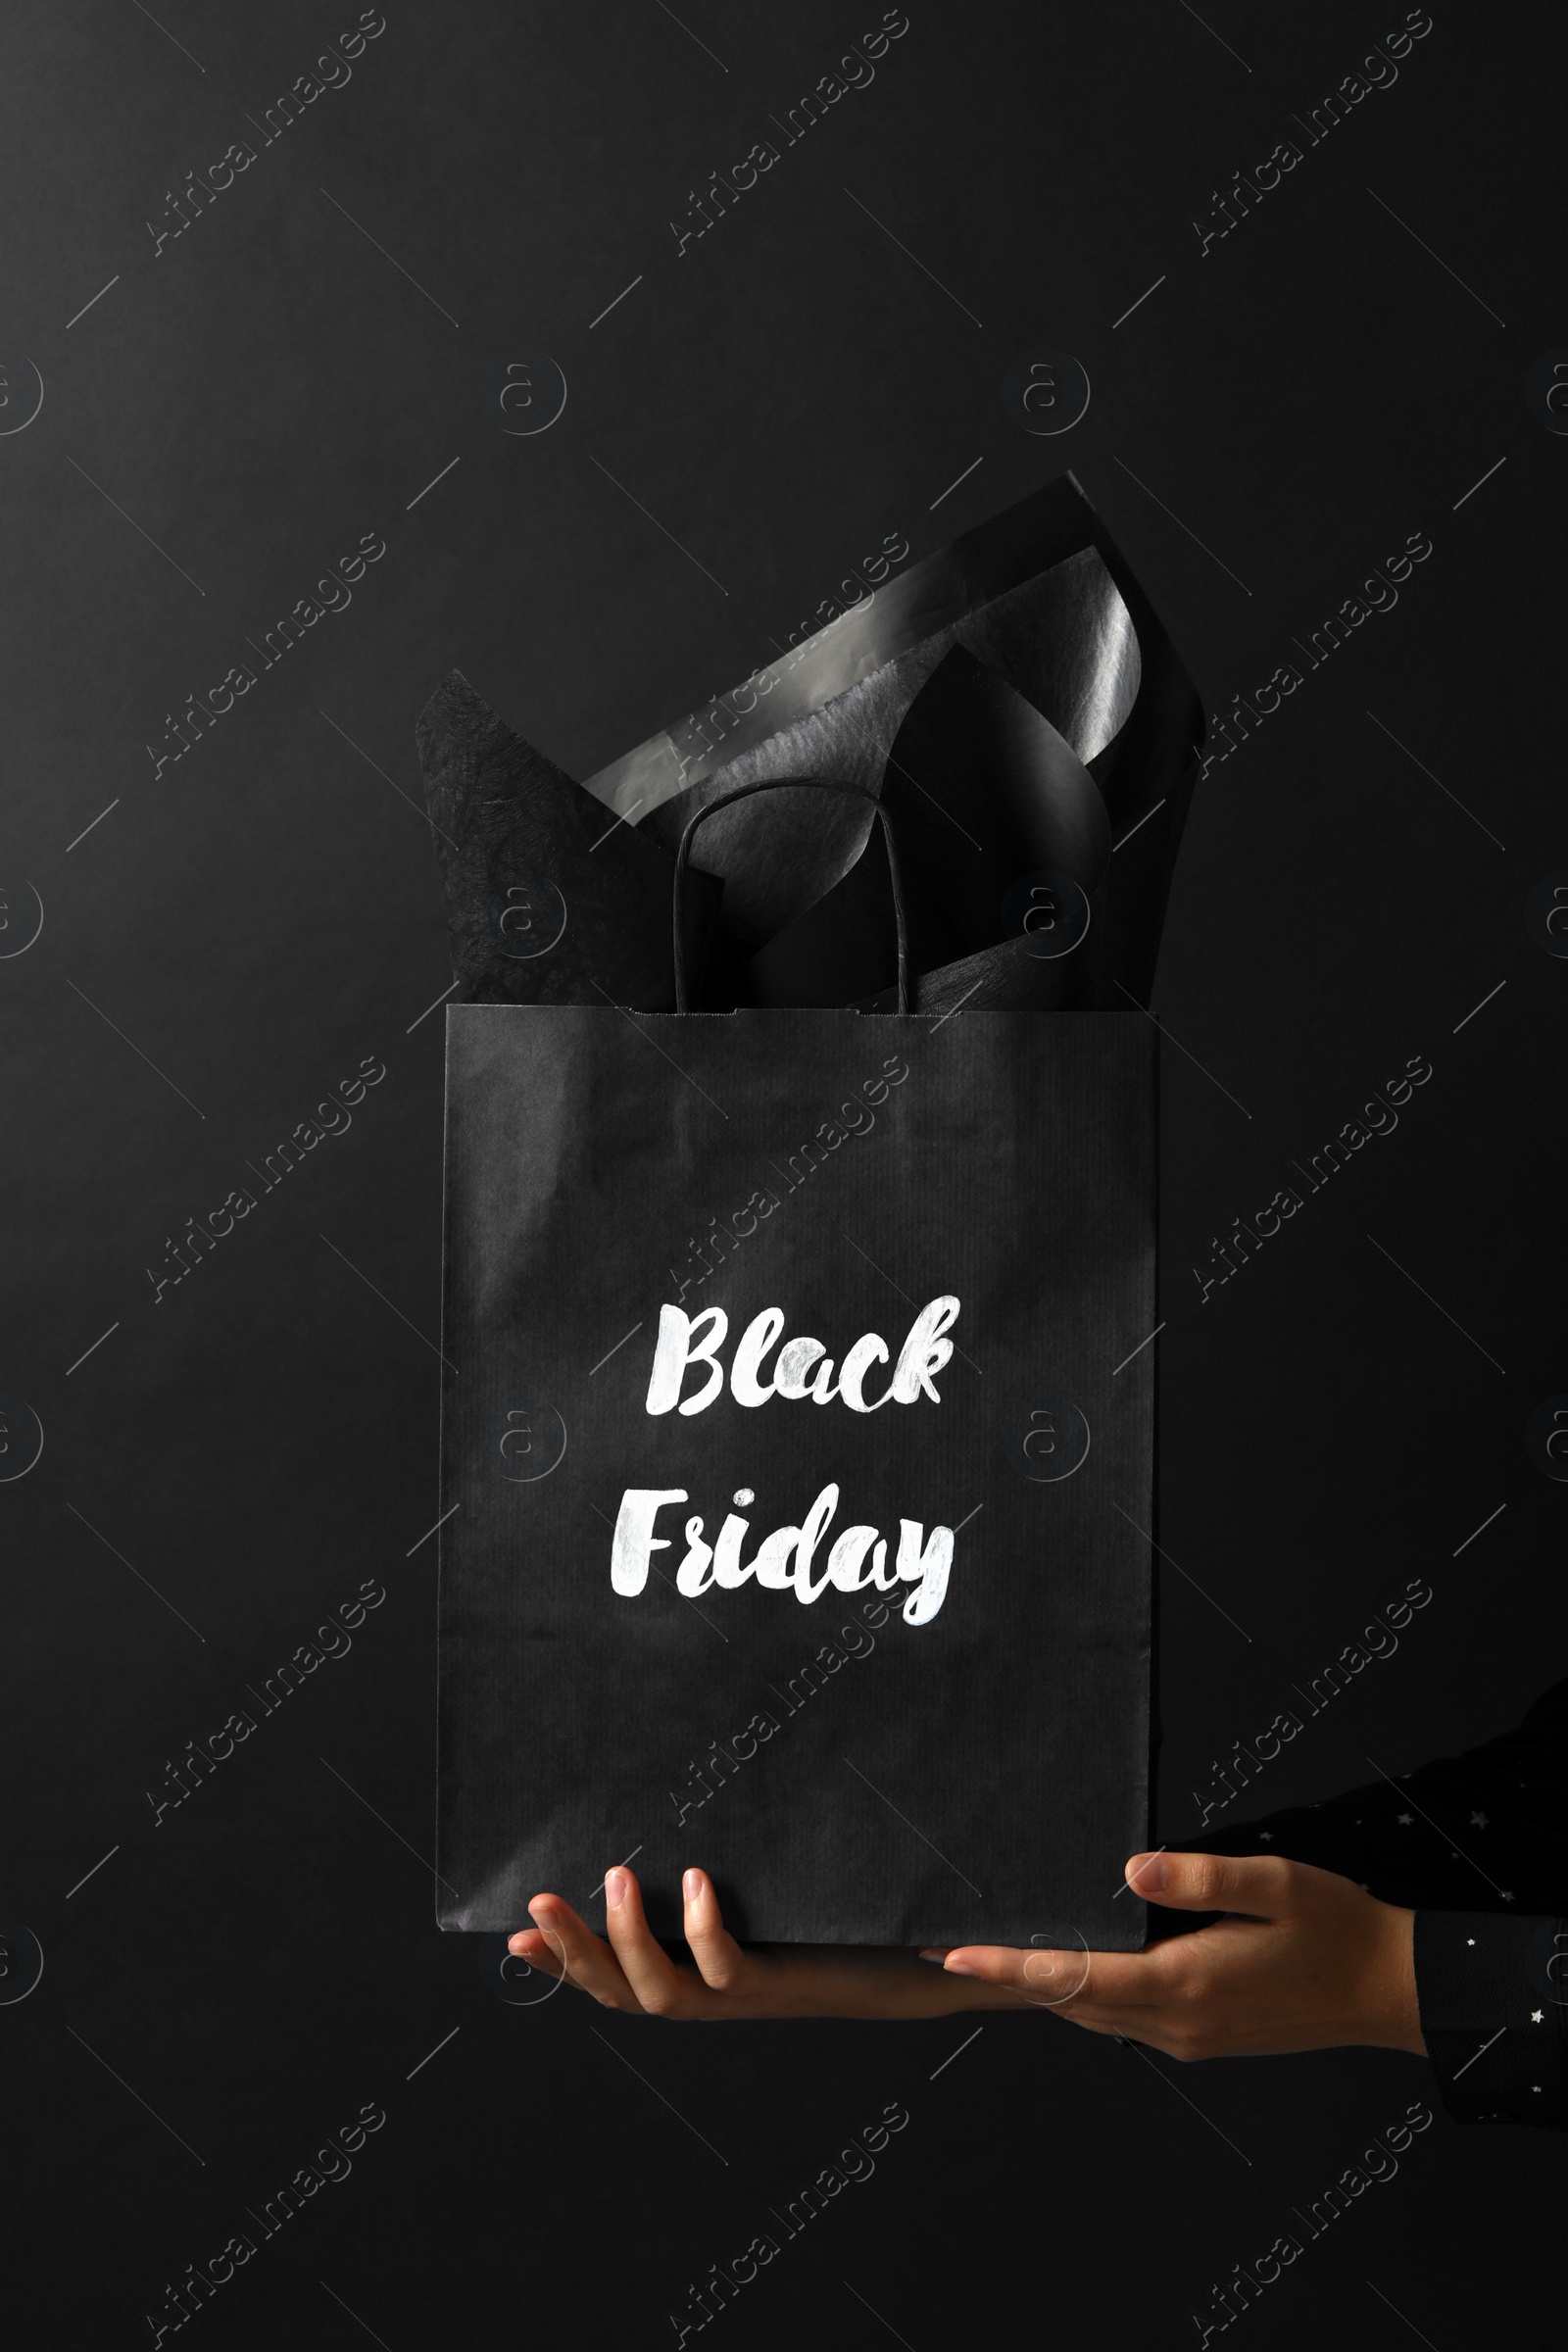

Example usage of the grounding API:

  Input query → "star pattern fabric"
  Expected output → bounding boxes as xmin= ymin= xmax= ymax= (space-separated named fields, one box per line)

xmin=1176 ymin=1676 xmax=1568 ymax=2129
xmin=1413 ymin=1915 xmax=1568 ymax=2127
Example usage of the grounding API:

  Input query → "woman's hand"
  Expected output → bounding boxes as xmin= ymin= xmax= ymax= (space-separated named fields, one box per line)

xmin=509 ymin=1850 xmax=1425 ymax=2056
xmin=508 ymin=1866 xmax=1032 ymax=2020
xmin=932 ymin=1850 xmax=1426 ymax=2058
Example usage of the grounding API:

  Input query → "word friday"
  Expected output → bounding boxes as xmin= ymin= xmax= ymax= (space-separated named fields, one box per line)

xmin=613 ymin=1485 xmax=954 ymax=1627
xmin=612 ymin=1296 xmax=960 ymax=1625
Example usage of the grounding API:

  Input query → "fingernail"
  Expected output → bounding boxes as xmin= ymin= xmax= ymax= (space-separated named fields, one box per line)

xmin=1127 ymin=1851 xmax=1167 ymax=1891
xmin=605 ymin=1867 xmax=628 ymax=1907
xmin=917 ymin=1947 xmax=951 ymax=1965
xmin=508 ymin=1933 xmax=529 ymax=1953
xmin=944 ymin=1959 xmax=980 ymax=1978
xmin=683 ymin=1868 xmax=702 ymax=1903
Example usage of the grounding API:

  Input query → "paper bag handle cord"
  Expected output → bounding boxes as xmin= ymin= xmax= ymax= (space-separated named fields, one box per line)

xmin=672 ymin=779 xmax=911 ymax=1016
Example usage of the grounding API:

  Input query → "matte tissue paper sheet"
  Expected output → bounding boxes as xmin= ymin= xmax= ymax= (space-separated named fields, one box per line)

xmin=422 ymin=473 xmax=1205 ymax=1948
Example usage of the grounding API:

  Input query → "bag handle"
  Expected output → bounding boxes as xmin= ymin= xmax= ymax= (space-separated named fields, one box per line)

xmin=672 ymin=779 xmax=911 ymax=1015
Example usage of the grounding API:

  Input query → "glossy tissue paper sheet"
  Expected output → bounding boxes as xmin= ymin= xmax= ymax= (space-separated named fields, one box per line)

xmin=422 ymin=473 xmax=1205 ymax=1948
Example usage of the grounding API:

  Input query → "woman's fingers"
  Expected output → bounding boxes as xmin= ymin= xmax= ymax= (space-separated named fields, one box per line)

xmin=601 ymin=1868 xmax=701 ymax=2014
xmin=510 ymin=1881 xmax=1165 ymax=2023
xmin=931 ymin=1940 xmax=1179 ymax=2041
xmin=516 ymin=1892 xmax=647 ymax=2012
xmin=681 ymin=1869 xmax=754 ymax=1993
xmin=509 ymin=1875 xmax=759 ymax=2017
xmin=933 ymin=1943 xmax=1152 ymax=2011
xmin=1125 ymin=1848 xmax=1297 ymax=1917
xmin=507 ymin=1921 xmax=568 ymax=1979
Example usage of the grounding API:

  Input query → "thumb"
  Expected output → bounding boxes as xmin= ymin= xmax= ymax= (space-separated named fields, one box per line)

xmin=1125 ymin=1849 xmax=1295 ymax=1916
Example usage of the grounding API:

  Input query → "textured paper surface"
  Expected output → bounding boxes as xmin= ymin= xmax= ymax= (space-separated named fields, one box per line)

xmin=437 ymin=1005 xmax=1153 ymax=1948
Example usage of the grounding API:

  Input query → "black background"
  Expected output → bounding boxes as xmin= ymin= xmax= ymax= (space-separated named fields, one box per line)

xmin=3 ymin=2 xmax=1563 ymax=2344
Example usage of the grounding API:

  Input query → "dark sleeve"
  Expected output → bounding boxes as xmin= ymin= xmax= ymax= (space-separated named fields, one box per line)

xmin=1165 ymin=1676 xmax=1568 ymax=2127
xmin=1414 ymin=1912 xmax=1568 ymax=2128
xmin=1182 ymin=1674 xmax=1568 ymax=1909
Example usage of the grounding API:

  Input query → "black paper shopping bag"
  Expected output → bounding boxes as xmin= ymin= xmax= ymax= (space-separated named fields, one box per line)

xmin=436 ymin=786 xmax=1156 ymax=1949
